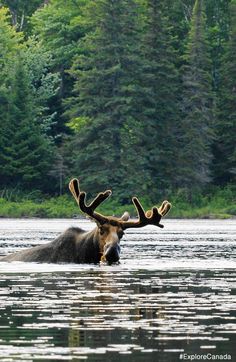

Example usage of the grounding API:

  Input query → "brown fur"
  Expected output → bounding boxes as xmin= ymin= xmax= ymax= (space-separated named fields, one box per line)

xmin=0 ymin=179 xmax=171 ymax=264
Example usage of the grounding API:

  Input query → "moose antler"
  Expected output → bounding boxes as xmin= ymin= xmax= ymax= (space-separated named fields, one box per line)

xmin=69 ymin=178 xmax=171 ymax=229
xmin=69 ymin=178 xmax=111 ymax=224
xmin=121 ymin=197 xmax=171 ymax=229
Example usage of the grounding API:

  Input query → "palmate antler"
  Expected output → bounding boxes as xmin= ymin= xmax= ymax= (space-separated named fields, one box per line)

xmin=69 ymin=178 xmax=171 ymax=229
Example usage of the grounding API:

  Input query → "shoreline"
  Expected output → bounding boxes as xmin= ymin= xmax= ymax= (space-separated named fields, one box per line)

xmin=0 ymin=190 xmax=235 ymax=219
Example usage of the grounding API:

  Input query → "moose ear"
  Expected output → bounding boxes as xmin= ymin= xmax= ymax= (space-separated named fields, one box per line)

xmin=120 ymin=211 xmax=130 ymax=221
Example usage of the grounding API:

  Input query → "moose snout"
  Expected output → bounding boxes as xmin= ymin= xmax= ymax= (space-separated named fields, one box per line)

xmin=104 ymin=242 xmax=121 ymax=264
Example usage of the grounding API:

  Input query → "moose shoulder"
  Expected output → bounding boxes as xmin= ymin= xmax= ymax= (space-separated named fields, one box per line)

xmin=0 ymin=179 xmax=171 ymax=264
xmin=0 ymin=227 xmax=100 ymax=263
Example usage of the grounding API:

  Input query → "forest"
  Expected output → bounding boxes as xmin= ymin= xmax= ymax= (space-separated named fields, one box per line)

xmin=0 ymin=0 xmax=235 ymax=218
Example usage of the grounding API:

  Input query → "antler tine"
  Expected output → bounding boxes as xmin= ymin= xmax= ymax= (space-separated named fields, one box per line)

xmin=121 ymin=197 xmax=171 ymax=230
xmin=69 ymin=178 xmax=81 ymax=201
xmin=87 ymin=190 xmax=112 ymax=211
xmin=69 ymin=178 xmax=112 ymax=224
xmin=69 ymin=179 xmax=171 ymax=228
xmin=132 ymin=197 xmax=147 ymax=223
xmin=121 ymin=197 xmax=148 ymax=229
xmin=159 ymin=201 xmax=172 ymax=216
xmin=78 ymin=190 xmax=111 ymax=224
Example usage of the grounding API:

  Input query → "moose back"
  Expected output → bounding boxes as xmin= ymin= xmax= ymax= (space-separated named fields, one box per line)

xmin=0 ymin=179 xmax=171 ymax=264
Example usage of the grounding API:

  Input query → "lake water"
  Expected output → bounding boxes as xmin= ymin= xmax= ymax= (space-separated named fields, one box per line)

xmin=0 ymin=218 xmax=236 ymax=362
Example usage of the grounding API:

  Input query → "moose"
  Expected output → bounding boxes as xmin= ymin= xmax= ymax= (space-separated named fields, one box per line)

xmin=0 ymin=179 xmax=171 ymax=264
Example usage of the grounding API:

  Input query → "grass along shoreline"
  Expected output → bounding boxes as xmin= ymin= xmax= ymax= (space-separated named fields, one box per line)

xmin=0 ymin=187 xmax=235 ymax=219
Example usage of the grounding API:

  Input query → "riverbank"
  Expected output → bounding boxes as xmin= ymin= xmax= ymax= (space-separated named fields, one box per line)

xmin=0 ymin=187 xmax=235 ymax=219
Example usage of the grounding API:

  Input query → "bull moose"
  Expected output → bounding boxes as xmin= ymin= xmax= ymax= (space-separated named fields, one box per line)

xmin=0 ymin=179 xmax=171 ymax=264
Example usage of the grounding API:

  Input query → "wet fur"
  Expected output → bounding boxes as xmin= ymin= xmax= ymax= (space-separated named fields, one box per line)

xmin=0 ymin=227 xmax=102 ymax=264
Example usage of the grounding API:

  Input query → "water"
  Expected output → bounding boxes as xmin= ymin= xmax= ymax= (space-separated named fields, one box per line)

xmin=0 ymin=218 xmax=236 ymax=361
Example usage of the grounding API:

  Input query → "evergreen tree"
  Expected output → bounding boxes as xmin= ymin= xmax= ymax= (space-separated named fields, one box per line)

xmin=205 ymin=0 xmax=232 ymax=90
xmin=24 ymin=37 xmax=60 ymax=138
xmin=0 ymin=7 xmax=23 ymax=186
xmin=213 ymin=0 xmax=236 ymax=184
xmin=141 ymin=0 xmax=180 ymax=197
xmin=49 ymin=143 xmax=70 ymax=196
xmin=0 ymin=57 xmax=54 ymax=190
xmin=178 ymin=0 xmax=215 ymax=194
xmin=32 ymin=0 xmax=87 ymax=71
xmin=0 ymin=0 xmax=234 ymax=198
xmin=67 ymin=0 xmax=147 ymax=200
xmin=0 ymin=85 xmax=11 ymax=183
xmin=31 ymin=0 xmax=88 ymax=139
xmin=164 ymin=0 xmax=194 ymax=57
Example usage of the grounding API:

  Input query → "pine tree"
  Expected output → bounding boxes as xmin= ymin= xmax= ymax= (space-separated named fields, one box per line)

xmin=0 ymin=85 xmax=11 ymax=184
xmin=67 ymin=0 xmax=147 ymax=200
xmin=0 ymin=57 xmax=54 ymax=190
xmin=213 ymin=0 xmax=236 ymax=184
xmin=141 ymin=0 xmax=180 ymax=197
xmin=0 ymin=7 xmax=23 ymax=186
xmin=178 ymin=0 xmax=215 ymax=195
xmin=205 ymin=0 xmax=232 ymax=91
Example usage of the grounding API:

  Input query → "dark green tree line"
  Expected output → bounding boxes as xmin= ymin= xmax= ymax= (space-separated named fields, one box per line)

xmin=0 ymin=57 xmax=53 ymax=189
xmin=141 ymin=0 xmax=180 ymax=197
xmin=0 ymin=7 xmax=58 ymax=191
xmin=66 ymin=0 xmax=147 ymax=200
xmin=0 ymin=0 xmax=235 ymax=201
xmin=31 ymin=0 xmax=88 ymax=139
xmin=213 ymin=0 xmax=236 ymax=184
xmin=177 ymin=0 xmax=215 ymax=195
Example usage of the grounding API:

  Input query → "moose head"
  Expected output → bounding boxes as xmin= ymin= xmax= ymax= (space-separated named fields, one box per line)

xmin=69 ymin=178 xmax=171 ymax=264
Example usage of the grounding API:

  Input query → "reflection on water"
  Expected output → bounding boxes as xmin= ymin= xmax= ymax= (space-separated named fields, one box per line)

xmin=0 ymin=218 xmax=236 ymax=361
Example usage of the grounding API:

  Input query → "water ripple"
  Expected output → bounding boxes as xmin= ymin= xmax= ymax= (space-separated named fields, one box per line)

xmin=0 ymin=219 xmax=236 ymax=361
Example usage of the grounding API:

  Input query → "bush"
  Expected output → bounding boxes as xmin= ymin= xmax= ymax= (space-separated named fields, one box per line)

xmin=0 ymin=186 xmax=235 ymax=218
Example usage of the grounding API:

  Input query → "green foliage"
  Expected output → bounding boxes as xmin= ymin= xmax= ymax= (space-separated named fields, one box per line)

xmin=167 ymin=185 xmax=236 ymax=218
xmin=0 ymin=0 xmax=235 ymax=210
xmin=0 ymin=56 xmax=54 ymax=189
xmin=0 ymin=7 xmax=60 ymax=192
xmin=141 ymin=0 xmax=180 ymax=196
xmin=66 ymin=116 xmax=92 ymax=132
xmin=205 ymin=0 xmax=231 ymax=90
xmin=177 ymin=0 xmax=215 ymax=193
xmin=31 ymin=0 xmax=88 ymax=69
xmin=0 ymin=186 xmax=235 ymax=219
xmin=0 ymin=7 xmax=23 ymax=76
xmin=31 ymin=0 xmax=89 ymax=138
xmin=213 ymin=1 xmax=236 ymax=184
xmin=24 ymin=37 xmax=60 ymax=136
xmin=0 ymin=0 xmax=43 ymax=31
xmin=66 ymin=0 xmax=148 ymax=200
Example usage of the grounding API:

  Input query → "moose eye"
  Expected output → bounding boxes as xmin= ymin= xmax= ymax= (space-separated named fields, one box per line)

xmin=99 ymin=227 xmax=105 ymax=235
